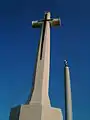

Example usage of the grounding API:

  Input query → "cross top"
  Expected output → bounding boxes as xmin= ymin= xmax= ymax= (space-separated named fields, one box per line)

xmin=32 ymin=12 xmax=61 ymax=28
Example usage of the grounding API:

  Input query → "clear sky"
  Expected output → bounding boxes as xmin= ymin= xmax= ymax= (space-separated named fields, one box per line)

xmin=0 ymin=0 xmax=90 ymax=120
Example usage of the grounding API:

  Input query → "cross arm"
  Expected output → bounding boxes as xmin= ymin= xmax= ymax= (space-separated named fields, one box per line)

xmin=32 ymin=18 xmax=61 ymax=28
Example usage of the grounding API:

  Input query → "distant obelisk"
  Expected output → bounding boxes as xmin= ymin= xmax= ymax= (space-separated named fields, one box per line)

xmin=64 ymin=60 xmax=72 ymax=120
xmin=9 ymin=12 xmax=63 ymax=120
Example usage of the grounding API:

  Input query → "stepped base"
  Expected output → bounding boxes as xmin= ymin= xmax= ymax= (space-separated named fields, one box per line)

xmin=9 ymin=103 xmax=63 ymax=120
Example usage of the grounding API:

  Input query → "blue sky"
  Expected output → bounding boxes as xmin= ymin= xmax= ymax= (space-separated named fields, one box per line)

xmin=0 ymin=0 xmax=90 ymax=120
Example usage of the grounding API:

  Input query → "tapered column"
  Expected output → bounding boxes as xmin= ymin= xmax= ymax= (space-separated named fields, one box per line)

xmin=26 ymin=12 xmax=60 ymax=106
xmin=64 ymin=60 xmax=72 ymax=120
xmin=29 ymin=12 xmax=51 ymax=105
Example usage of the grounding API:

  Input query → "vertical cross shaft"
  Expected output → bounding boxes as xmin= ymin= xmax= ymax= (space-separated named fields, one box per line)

xmin=26 ymin=12 xmax=60 ymax=106
xmin=40 ymin=12 xmax=49 ymax=59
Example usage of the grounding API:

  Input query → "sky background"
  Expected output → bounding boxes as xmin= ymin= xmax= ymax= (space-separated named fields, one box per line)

xmin=0 ymin=0 xmax=90 ymax=120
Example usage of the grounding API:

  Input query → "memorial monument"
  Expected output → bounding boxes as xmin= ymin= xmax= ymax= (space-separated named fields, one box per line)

xmin=9 ymin=12 xmax=72 ymax=120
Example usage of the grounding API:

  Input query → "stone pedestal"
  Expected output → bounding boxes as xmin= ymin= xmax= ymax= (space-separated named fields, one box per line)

xmin=10 ymin=104 xmax=63 ymax=120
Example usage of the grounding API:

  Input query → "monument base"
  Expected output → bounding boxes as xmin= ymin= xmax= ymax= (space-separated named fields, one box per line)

xmin=9 ymin=103 xmax=63 ymax=120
